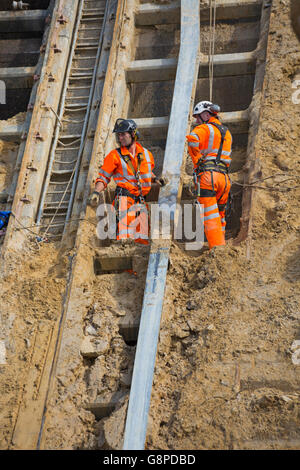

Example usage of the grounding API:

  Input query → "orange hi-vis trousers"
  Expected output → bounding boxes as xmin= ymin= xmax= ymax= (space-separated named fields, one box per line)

xmin=197 ymin=170 xmax=231 ymax=249
xmin=113 ymin=195 xmax=149 ymax=245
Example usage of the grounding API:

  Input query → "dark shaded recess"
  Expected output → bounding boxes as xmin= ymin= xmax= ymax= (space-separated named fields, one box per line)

xmin=94 ymin=257 xmax=133 ymax=275
xmin=195 ymin=75 xmax=255 ymax=113
xmin=119 ymin=323 xmax=138 ymax=346
xmin=225 ymin=183 xmax=243 ymax=239
xmin=0 ymin=37 xmax=41 ymax=66
xmin=0 ymin=30 xmax=43 ymax=40
xmin=128 ymin=81 xmax=175 ymax=119
xmin=0 ymin=87 xmax=30 ymax=119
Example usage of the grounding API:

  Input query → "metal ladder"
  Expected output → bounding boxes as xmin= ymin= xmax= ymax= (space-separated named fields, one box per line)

xmin=36 ymin=0 xmax=108 ymax=240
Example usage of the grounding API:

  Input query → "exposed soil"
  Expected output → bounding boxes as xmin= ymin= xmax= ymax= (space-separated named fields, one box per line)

xmin=0 ymin=241 xmax=68 ymax=449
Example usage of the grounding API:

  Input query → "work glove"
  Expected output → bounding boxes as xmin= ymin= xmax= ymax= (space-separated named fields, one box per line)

xmin=154 ymin=177 xmax=166 ymax=187
xmin=88 ymin=190 xmax=101 ymax=207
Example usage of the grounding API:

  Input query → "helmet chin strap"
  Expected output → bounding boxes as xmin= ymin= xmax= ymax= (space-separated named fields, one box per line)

xmin=126 ymin=134 xmax=135 ymax=149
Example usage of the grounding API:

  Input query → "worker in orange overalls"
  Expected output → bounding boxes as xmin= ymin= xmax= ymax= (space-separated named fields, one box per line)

xmin=186 ymin=101 xmax=232 ymax=249
xmin=89 ymin=118 xmax=162 ymax=244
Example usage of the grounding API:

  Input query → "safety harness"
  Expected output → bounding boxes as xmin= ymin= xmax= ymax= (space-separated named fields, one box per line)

xmin=113 ymin=148 xmax=147 ymax=232
xmin=193 ymin=122 xmax=231 ymax=213
xmin=114 ymin=147 xmax=145 ymax=202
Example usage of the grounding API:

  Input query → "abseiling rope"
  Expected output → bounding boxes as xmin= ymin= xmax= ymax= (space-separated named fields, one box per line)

xmin=208 ymin=0 xmax=217 ymax=101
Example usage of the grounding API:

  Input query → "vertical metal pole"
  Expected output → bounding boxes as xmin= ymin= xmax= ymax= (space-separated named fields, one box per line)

xmin=123 ymin=0 xmax=200 ymax=450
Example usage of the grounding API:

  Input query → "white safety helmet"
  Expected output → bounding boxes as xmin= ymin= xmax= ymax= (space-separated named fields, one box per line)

xmin=193 ymin=100 xmax=220 ymax=116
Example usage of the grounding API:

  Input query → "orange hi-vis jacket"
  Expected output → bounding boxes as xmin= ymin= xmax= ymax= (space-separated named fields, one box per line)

xmin=95 ymin=142 xmax=155 ymax=197
xmin=186 ymin=116 xmax=232 ymax=169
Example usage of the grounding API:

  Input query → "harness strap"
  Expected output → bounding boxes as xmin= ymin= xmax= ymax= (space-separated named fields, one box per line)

xmin=114 ymin=186 xmax=145 ymax=203
xmin=210 ymin=122 xmax=228 ymax=165
xmin=116 ymin=147 xmax=144 ymax=194
xmin=197 ymin=170 xmax=229 ymax=209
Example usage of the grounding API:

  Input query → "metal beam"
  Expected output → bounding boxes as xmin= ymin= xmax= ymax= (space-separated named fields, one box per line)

xmin=0 ymin=10 xmax=47 ymax=33
xmin=123 ymin=0 xmax=200 ymax=451
xmin=0 ymin=66 xmax=35 ymax=88
xmin=126 ymin=52 xmax=256 ymax=83
xmin=136 ymin=0 xmax=262 ymax=26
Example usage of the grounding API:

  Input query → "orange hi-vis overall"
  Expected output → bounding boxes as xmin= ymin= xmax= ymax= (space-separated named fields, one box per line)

xmin=96 ymin=142 xmax=155 ymax=244
xmin=186 ymin=116 xmax=232 ymax=248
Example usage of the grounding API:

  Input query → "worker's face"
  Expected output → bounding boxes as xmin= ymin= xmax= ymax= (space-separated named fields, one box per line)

xmin=195 ymin=111 xmax=210 ymax=124
xmin=117 ymin=132 xmax=132 ymax=147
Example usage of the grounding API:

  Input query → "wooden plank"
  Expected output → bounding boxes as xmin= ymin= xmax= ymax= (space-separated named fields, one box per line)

xmin=136 ymin=0 xmax=262 ymax=26
xmin=0 ymin=10 xmax=47 ymax=33
xmin=0 ymin=66 xmax=35 ymax=88
xmin=126 ymin=52 xmax=256 ymax=83
xmin=134 ymin=110 xmax=249 ymax=137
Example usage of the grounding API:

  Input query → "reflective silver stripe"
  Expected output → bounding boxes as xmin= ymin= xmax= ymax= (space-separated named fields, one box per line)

xmin=119 ymin=155 xmax=131 ymax=178
xmin=188 ymin=142 xmax=199 ymax=148
xmin=99 ymin=173 xmax=110 ymax=182
xmin=114 ymin=172 xmax=137 ymax=181
xmin=118 ymin=210 xmax=129 ymax=217
xmin=205 ymin=149 xmax=231 ymax=156
xmin=143 ymin=148 xmax=152 ymax=173
xmin=113 ymin=178 xmax=138 ymax=185
xmin=135 ymin=233 xmax=148 ymax=239
xmin=190 ymin=132 xmax=199 ymax=139
xmin=119 ymin=229 xmax=134 ymax=235
xmin=205 ymin=150 xmax=231 ymax=157
xmin=204 ymin=212 xmax=220 ymax=221
xmin=221 ymin=217 xmax=226 ymax=223
xmin=204 ymin=156 xmax=231 ymax=164
xmin=96 ymin=177 xmax=108 ymax=184
xmin=140 ymin=182 xmax=151 ymax=188
xmin=207 ymin=124 xmax=215 ymax=154
xmin=221 ymin=226 xmax=225 ymax=231
xmin=139 ymin=172 xmax=152 ymax=179
xmin=100 ymin=169 xmax=112 ymax=178
xmin=204 ymin=203 xmax=218 ymax=213
xmin=205 ymin=156 xmax=217 ymax=161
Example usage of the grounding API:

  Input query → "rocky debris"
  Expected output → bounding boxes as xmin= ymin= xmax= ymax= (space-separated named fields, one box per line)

xmin=80 ymin=336 xmax=110 ymax=358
